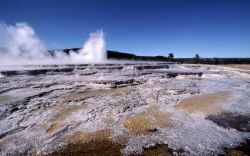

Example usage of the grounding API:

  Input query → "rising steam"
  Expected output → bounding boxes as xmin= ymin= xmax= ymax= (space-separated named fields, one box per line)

xmin=80 ymin=30 xmax=106 ymax=61
xmin=0 ymin=22 xmax=107 ymax=65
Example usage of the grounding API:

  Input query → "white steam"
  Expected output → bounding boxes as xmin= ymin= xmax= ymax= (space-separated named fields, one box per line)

xmin=77 ymin=30 xmax=106 ymax=62
xmin=0 ymin=22 xmax=48 ymax=64
xmin=0 ymin=22 xmax=107 ymax=65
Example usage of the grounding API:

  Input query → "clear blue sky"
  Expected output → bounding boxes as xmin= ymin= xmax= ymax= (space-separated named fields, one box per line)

xmin=0 ymin=0 xmax=250 ymax=57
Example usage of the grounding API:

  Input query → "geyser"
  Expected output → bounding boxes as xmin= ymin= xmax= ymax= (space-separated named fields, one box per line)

xmin=77 ymin=30 xmax=106 ymax=62
xmin=0 ymin=22 xmax=107 ymax=65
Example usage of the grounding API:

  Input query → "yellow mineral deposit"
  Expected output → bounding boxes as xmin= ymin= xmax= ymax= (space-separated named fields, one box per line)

xmin=45 ymin=123 xmax=62 ymax=134
xmin=45 ymin=129 xmax=124 ymax=156
xmin=123 ymin=106 xmax=172 ymax=135
xmin=226 ymin=150 xmax=246 ymax=156
xmin=63 ymin=129 xmax=112 ymax=143
xmin=51 ymin=104 xmax=87 ymax=121
xmin=138 ymin=145 xmax=173 ymax=156
xmin=47 ymin=139 xmax=124 ymax=156
xmin=176 ymin=91 xmax=233 ymax=115
xmin=44 ymin=104 xmax=87 ymax=134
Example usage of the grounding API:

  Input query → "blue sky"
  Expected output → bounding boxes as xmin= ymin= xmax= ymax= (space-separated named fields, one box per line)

xmin=0 ymin=0 xmax=250 ymax=57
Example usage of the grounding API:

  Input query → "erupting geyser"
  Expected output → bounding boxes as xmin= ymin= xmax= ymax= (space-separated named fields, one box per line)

xmin=78 ymin=30 xmax=106 ymax=62
xmin=0 ymin=22 xmax=107 ymax=65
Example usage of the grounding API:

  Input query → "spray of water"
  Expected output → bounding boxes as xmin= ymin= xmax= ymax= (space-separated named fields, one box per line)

xmin=76 ymin=30 xmax=106 ymax=62
xmin=0 ymin=22 xmax=107 ymax=65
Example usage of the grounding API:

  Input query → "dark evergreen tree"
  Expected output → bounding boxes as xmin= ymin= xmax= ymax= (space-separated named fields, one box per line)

xmin=193 ymin=54 xmax=200 ymax=64
xmin=168 ymin=53 xmax=174 ymax=61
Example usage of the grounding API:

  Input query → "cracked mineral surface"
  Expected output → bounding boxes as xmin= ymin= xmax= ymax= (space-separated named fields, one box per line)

xmin=0 ymin=63 xmax=250 ymax=156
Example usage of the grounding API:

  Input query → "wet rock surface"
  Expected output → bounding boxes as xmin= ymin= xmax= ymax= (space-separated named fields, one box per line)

xmin=0 ymin=63 xmax=250 ymax=156
xmin=207 ymin=112 xmax=250 ymax=132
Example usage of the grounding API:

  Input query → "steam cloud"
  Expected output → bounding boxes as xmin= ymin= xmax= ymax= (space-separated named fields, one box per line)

xmin=0 ymin=22 xmax=107 ymax=65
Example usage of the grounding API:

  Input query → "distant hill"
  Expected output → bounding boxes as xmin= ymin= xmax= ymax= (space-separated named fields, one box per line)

xmin=49 ymin=48 xmax=250 ymax=64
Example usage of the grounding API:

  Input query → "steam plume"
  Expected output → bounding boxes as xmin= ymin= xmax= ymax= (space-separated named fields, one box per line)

xmin=70 ymin=30 xmax=106 ymax=63
xmin=0 ymin=22 xmax=107 ymax=65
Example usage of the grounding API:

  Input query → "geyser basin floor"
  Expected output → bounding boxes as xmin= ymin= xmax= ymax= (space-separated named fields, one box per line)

xmin=0 ymin=63 xmax=250 ymax=156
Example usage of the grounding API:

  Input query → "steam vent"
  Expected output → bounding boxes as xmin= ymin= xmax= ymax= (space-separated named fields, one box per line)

xmin=0 ymin=63 xmax=250 ymax=156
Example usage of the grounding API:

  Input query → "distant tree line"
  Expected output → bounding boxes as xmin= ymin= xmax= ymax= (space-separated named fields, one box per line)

xmin=173 ymin=57 xmax=250 ymax=64
xmin=173 ymin=54 xmax=250 ymax=64
xmin=107 ymin=51 xmax=167 ymax=61
xmin=48 ymin=48 xmax=250 ymax=64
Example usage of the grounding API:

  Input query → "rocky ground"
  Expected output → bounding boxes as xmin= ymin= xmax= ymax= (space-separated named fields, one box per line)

xmin=0 ymin=63 xmax=250 ymax=156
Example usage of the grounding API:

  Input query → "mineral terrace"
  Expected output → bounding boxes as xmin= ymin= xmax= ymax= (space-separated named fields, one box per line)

xmin=0 ymin=63 xmax=250 ymax=156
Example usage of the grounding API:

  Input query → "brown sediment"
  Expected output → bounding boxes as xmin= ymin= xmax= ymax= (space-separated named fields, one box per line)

xmin=146 ymin=106 xmax=173 ymax=128
xmin=123 ymin=114 xmax=151 ymax=135
xmin=47 ymin=139 xmax=124 ymax=156
xmin=0 ymin=95 xmax=10 ymax=101
xmin=123 ymin=106 xmax=172 ymax=135
xmin=63 ymin=131 xmax=89 ymax=142
xmin=47 ymin=104 xmax=86 ymax=133
xmin=57 ymin=87 xmax=131 ymax=100
xmin=46 ymin=123 xmax=62 ymax=134
xmin=133 ymin=144 xmax=173 ymax=156
xmin=32 ymin=121 xmax=63 ymax=135
xmin=226 ymin=150 xmax=246 ymax=156
xmin=176 ymin=91 xmax=233 ymax=115
xmin=51 ymin=104 xmax=87 ymax=121
xmin=41 ymin=104 xmax=86 ymax=134
xmin=63 ymin=129 xmax=112 ymax=143
xmin=46 ymin=129 xmax=124 ymax=156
